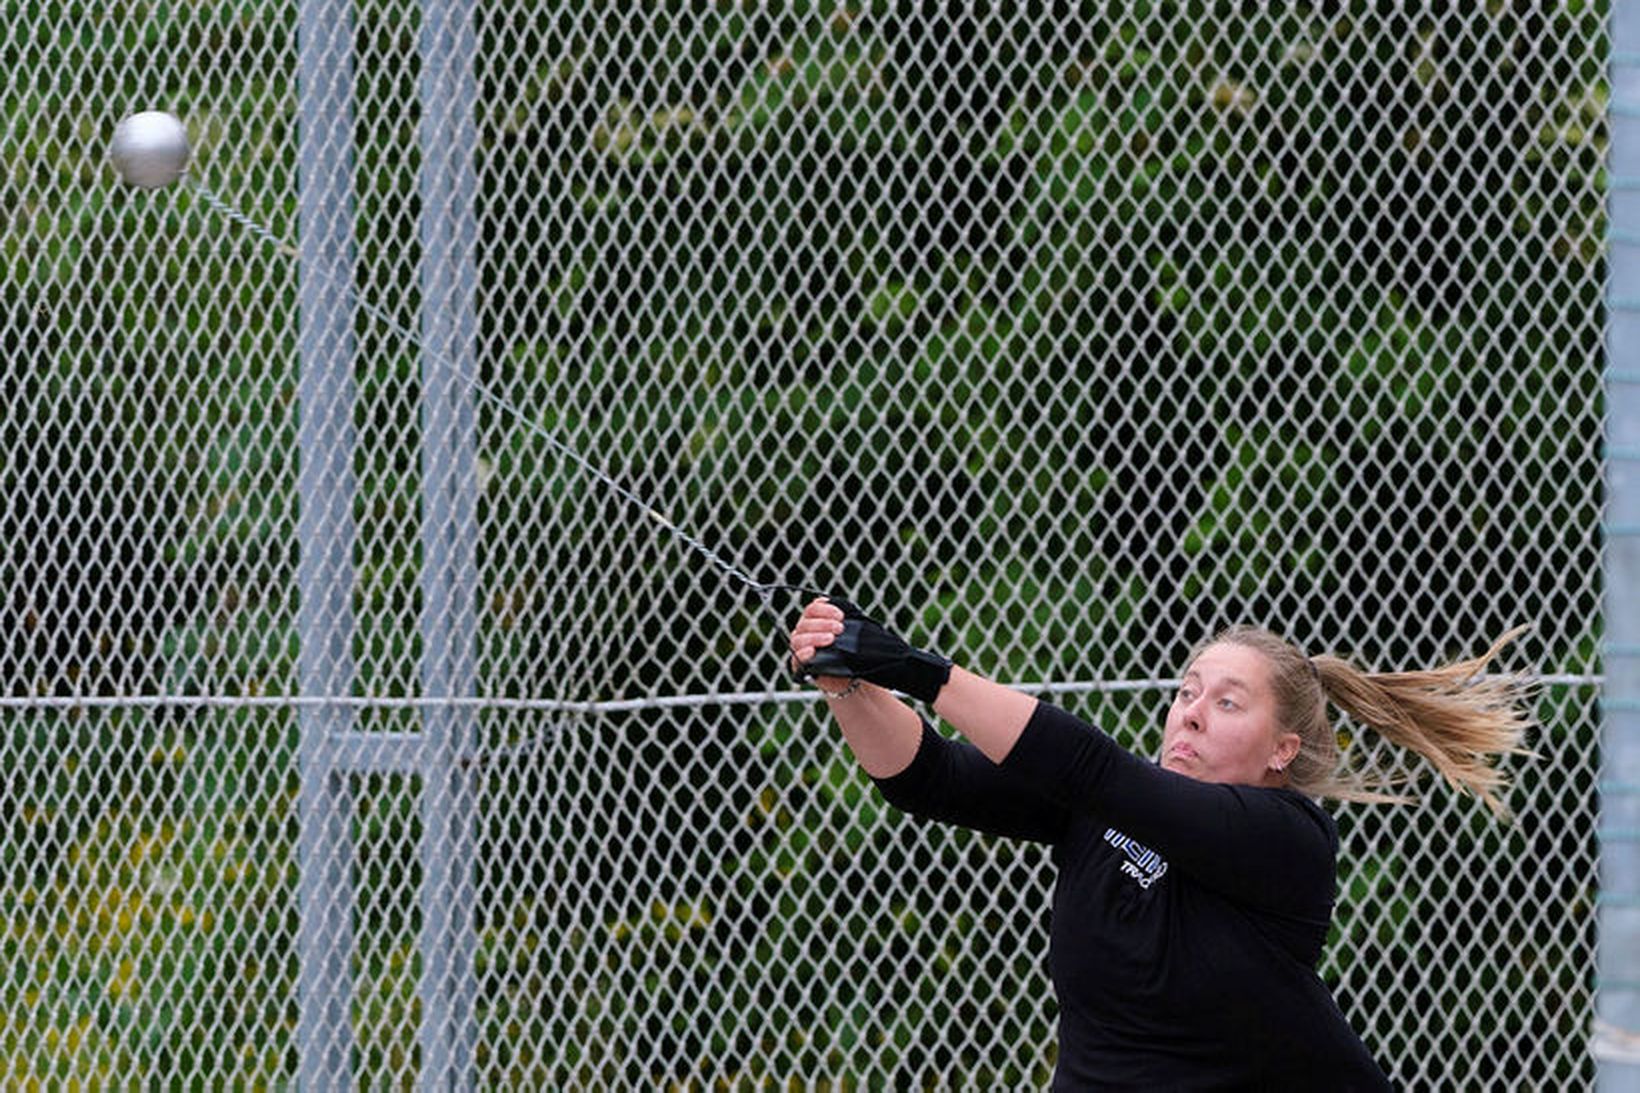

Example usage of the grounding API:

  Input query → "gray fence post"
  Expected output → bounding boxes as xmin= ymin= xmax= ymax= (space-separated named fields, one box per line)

xmin=294 ymin=0 xmax=363 ymax=1085
xmin=415 ymin=0 xmax=483 ymax=1085
xmin=1602 ymin=2 xmax=1640 ymax=1086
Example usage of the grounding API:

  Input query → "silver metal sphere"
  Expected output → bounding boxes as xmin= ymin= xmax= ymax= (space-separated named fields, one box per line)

xmin=110 ymin=111 xmax=190 ymax=189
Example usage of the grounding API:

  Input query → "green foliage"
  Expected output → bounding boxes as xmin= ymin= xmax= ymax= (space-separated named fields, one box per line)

xmin=1 ymin=708 xmax=298 ymax=1084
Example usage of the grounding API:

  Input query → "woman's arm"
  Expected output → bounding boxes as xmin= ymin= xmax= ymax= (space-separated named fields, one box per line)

xmin=790 ymin=599 xmax=1037 ymax=767
xmin=789 ymin=599 xmax=1066 ymax=842
xmin=789 ymin=599 xmax=924 ymax=777
xmin=823 ymin=681 xmax=925 ymax=778
xmin=818 ymin=667 xmax=1042 ymax=776
xmin=931 ymin=666 xmax=1038 ymax=763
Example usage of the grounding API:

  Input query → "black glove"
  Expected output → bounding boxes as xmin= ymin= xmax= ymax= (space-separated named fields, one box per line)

xmin=797 ymin=598 xmax=952 ymax=704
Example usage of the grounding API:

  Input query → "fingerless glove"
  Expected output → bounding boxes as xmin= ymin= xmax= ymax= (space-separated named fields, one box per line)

xmin=797 ymin=598 xmax=952 ymax=704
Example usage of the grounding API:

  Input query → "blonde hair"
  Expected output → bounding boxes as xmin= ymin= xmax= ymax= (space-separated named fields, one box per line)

xmin=1199 ymin=625 xmax=1535 ymax=818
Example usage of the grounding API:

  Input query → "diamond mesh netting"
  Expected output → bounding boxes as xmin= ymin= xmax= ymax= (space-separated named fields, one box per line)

xmin=1 ymin=2 xmax=1605 ymax=1087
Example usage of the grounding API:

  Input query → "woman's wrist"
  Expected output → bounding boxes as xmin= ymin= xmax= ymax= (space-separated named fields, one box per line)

xmin=813 ymin=676 xmax=864 ymax=701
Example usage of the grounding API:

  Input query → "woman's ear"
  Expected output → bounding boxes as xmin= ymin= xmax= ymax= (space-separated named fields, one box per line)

xmin=1273 ymin=732 xmax=1302 ymax=771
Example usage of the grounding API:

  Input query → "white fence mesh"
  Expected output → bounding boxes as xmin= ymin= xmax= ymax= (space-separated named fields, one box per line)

xmin=1 ymin=2 xmax=1604 ymax=1087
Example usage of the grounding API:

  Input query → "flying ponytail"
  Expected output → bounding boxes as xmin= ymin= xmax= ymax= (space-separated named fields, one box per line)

xmin=1211 ymin=625 xmax=1534 ymax=817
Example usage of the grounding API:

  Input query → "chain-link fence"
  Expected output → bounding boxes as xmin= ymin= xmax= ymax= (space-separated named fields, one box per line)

xmin=1 ymin=2 xmax=1605 ymax=1087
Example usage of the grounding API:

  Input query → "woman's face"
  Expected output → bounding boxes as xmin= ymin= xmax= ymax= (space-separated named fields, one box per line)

xmin=1161 ymin=642 xmax=1300 ymax=786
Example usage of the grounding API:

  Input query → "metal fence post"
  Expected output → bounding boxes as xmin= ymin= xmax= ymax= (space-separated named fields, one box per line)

xmin=415 ymin=0 xmax=483 ymax=1084
xmin=1601 ymin=3 xmax=1640 ymax=1087
xmin=294 ymin=0 xmax=364 ymax=1085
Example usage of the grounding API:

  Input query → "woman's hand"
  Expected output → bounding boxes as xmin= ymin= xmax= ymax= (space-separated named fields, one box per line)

xmin=788 ymin=597 xmax=848 ymax=683
xmin=788 ymin=596 xmax=952 ymax=703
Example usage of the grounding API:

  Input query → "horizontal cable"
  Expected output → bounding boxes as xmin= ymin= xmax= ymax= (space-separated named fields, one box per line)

xmin=0 ymin=673 xmax=1604 ymax=714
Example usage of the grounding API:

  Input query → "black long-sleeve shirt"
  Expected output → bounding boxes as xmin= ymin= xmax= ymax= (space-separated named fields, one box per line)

xmin=873 ymin=701 xmax=1391 ymax=1091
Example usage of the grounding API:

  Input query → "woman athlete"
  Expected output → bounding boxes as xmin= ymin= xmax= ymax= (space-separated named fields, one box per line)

xmin=788 ymin=597 xmax=1530 ymax=1090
